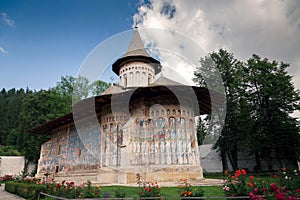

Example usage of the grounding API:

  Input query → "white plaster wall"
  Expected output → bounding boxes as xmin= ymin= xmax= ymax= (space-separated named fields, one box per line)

xmin=0 ymin=156 xmax=35 ymax=176
xmin=199 ymin=145 xmax=223 ymax=172
xmin=0 ymin=156 xmax=23 ymax=176
xmin=199 ymin=145 xmax=295 ymax=172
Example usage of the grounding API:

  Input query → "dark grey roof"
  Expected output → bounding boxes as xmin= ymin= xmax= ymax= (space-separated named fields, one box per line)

xmin=150 ymin=75 xmax=184 ymax=86
xmin=101 ymin=84 xmax=124 ymax=95
xmin=122 ymin=29 xmax=152 ymax=58
xmin=112 ymin=29 xmax=161 ymax=75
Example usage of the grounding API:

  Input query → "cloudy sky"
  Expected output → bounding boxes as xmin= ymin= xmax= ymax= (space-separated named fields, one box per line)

xmin=1 ymin=0 xmax=299 ymax=91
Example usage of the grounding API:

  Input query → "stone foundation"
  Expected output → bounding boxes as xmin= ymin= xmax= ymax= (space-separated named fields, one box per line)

xmin=37 ymin=165 xmax=202 ymax=185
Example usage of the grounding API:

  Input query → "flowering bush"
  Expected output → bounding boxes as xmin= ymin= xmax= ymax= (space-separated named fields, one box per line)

xmin=178 ymin=179 xmax=204 ymax=198
xmin=46 ymin=179 xmax=101 ymax=198
xmin=0 ymin=174 xmax=14 ymax=182
xmin=223 ymin=169 xmax=251 ymax=197
xmin=139 ymin=181 xmax=161 ymax=198
xmin=223 ymin=168 xmax=300 ymax=200
xmin=250 ymin=169 xmax=300 ymax=200
xmin=22 ymin=176 xmax=41 ymax=184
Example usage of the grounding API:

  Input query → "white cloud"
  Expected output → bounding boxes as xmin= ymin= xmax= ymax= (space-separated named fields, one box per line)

xmin=1 ymin=12 xmax=15 ymax=27
xmin=133 ymin=0 xmax=300 ymax=89
xmin=0 ymin=46 xmax=7 ymax=54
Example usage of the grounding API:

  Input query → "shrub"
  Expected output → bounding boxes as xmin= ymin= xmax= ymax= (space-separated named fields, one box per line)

xmin=5 ymin=181 xmax=46 ymax=200
xmin=0 ymin=146 xmax=23 ymax=156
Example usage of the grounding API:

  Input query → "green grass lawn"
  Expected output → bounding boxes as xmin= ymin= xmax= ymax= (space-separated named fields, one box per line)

xmin=40 ymin=185 xmax=225 ymax=199
xmin=97 ymin=185 xmax=224 ymax=199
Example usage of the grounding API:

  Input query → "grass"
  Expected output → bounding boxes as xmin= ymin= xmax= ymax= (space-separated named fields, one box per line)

xmin=39 ymin=185 xmax=224 ymax=199
xmin=85 ymin=185 xmax=223 ymax=199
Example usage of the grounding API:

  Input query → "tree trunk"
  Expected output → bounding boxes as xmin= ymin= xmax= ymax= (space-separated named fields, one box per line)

xmin=220 ymin=148 xmax=228 ymax=172
xmin=254 ymin=152 xmax=261 ymax=172
xmin=23 ymin=158 xmax=29 ymax=178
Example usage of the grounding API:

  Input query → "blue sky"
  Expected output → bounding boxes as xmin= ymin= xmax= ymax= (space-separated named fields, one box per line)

xmin=0 ymin=0 xmax=139 ymax=90
xmin=1 ymin=0 xmax=300 ymax=92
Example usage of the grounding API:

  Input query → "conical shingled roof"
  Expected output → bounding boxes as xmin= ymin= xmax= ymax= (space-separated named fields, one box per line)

xmin=112 ymin=29 xmax=161 ymax=75
xmin=122 ymin=29 xmax=152 ymax=58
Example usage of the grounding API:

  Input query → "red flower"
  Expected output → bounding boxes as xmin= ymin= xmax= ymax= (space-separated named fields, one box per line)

xmin=275 ymin=192 xmax=286 ymax=200
xmin=271 ymin=183 xmax=277 ymax=192
xmin=248 ymin=182 xmax=254 ymax=187
xmin=250 ymin=175 xmax=255 ymax=180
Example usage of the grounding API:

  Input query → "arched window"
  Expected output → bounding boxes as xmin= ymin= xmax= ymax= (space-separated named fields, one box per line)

xmin=167 ymin=109 xmax=170 ymax=115
xmin=124 ymin=74 xmax=127 ymax=88
xmin=129 ymin=72 xmax=133 ymax=86
xmin=136 ymin=71 xmax=140 ymax=85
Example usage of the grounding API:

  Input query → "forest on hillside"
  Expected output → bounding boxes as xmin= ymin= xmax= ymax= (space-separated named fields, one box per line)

xmin=0 ymin=49 xmax=299 ymax=174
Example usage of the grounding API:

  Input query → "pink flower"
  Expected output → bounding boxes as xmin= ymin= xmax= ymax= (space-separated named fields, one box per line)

xmin=288 ymin=196 xmax=297 ymax=200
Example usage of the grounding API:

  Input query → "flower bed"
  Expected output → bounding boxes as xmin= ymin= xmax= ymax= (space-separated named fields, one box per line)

xmin=223 ymin=169 xmax=300 ymax=200
xmin=4 ymin=178 xmax=206 ymax=199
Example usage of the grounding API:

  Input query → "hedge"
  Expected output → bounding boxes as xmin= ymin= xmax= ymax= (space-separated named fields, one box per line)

xmin=5 ymin=181 xmax=47 ymax=200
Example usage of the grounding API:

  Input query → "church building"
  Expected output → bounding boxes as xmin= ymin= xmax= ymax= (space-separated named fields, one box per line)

xmin=29 ymin=30 xmax=219 ymax=184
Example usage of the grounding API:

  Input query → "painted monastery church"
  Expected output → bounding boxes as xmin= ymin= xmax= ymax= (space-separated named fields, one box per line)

xmin=29 ymin=30 xmax=220 ymax=184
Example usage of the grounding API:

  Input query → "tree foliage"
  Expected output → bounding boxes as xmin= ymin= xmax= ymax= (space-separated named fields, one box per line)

xmin=194 ymin=49 xmax=300 ymax=171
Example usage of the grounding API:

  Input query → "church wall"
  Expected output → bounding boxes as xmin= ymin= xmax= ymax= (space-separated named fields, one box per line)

xmin=100 ymin=104 xmax=128 ymax=168
xmin=127 ymin=95 xmax=200 ymax=168
xmin=36 ymin=93 xmax=204 ymax=183
xmin=36 ymin=118 xmax=101 ymax=178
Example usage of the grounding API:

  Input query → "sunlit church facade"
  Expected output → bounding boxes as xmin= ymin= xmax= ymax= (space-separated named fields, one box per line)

xmin=30 ymin=30 xmax=215 ymax=184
